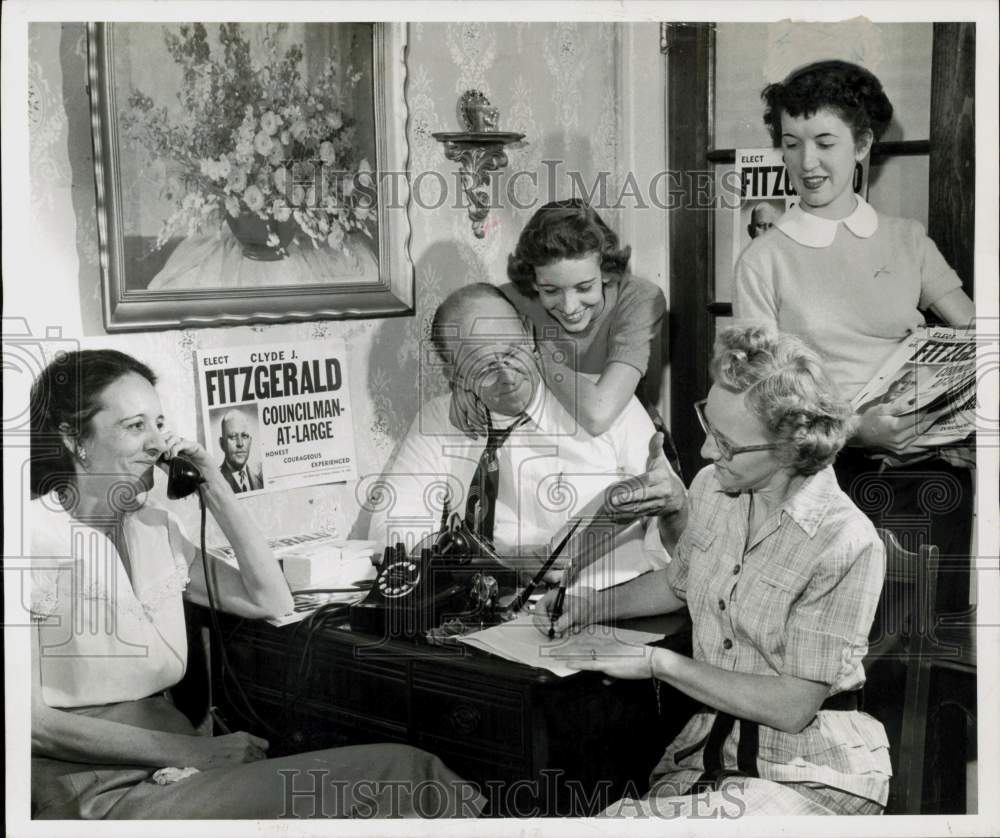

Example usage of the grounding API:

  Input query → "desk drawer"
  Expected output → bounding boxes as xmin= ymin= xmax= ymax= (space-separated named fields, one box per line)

xmin=412 ymin=674 xmax=525 ymax=758
xmin=226 ymin=632 xmax=410 ymax=727
xmin=305 ymin=650 xmax=409 ymax=726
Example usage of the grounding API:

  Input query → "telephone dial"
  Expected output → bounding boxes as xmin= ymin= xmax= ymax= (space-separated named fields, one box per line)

xmin=349 ymin=513 xmax=496 ymax=638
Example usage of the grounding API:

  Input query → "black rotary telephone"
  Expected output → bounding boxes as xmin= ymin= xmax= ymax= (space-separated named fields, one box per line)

xmin=349 ymin=514 xmax=482 ymax=638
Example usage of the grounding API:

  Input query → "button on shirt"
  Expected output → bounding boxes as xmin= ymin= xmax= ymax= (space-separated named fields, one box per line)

xmin=655 ymin=464 xmax=891 ymax=805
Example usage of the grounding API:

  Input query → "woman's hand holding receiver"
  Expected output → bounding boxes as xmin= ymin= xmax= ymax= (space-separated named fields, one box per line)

xmin=156 ymin=429 xmax=215 ymax=481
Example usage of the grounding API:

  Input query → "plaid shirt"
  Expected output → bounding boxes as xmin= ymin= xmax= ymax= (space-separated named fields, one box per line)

xmin=657 ymin=465 xmax=891 ymax=805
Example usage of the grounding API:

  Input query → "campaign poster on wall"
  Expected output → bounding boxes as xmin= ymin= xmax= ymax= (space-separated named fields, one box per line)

xmin=195 ymin=340 xmax=358 ymax=495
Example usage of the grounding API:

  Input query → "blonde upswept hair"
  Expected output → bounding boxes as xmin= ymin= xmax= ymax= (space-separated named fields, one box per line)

xmin=710 ymin=325 xmax=856 ymax=475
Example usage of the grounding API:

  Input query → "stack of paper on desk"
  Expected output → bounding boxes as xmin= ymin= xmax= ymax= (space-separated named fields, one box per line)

xmin=210 ymin=532 xmax=377 ymax=626
xmin=457 ymin=614 xmax=664 ymax=677
xmin=280 ymin=541 xmax=377 ymax=592
xmin=210 ymin=532 xmax=377 ymax=591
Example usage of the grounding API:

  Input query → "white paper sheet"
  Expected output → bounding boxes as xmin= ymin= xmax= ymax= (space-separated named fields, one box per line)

xmin=457 ymin=613 xmax=664 ymax=677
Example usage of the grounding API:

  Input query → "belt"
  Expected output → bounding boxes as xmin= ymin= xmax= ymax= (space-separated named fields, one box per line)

xmin=679 ymin=691 xmax=860 ymax=795
xmin=820 ymin=690 xmax=859 ymax=712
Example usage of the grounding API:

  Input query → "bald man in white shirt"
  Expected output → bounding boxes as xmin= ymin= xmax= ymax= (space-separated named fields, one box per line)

xmin=365 ymin=283 xmax=682 ymax=591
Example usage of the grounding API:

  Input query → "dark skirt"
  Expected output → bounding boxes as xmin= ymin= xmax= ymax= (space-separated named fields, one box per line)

xmin=32 ymin=695 xmax=484 ymax=819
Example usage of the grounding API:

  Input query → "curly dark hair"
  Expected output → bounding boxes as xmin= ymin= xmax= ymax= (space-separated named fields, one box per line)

xmin=761 ymin=60 xmax=894 ymax=147
xmin=507 ymin=199 xmax=631 ymax=297
xmin=30 ymin=349 xmax=157 ymax=498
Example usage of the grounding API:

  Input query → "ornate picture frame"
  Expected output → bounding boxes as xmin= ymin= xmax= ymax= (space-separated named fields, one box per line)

xmin=87 ymin=22 xmax=412 ymax=332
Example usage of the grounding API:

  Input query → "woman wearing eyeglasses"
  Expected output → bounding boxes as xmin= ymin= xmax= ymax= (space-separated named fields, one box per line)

xmin=537 ymin=324 xmax=890 ymax=816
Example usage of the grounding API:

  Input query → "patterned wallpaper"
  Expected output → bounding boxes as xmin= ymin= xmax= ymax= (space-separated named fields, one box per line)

xmin=25 ymin=22 xmax=623 ymax=542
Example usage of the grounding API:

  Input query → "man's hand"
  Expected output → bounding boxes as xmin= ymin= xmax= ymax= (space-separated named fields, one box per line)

xmin=605 ymin=432 xmax=687 ymax=520
xmin=448 ymin=383 xmax=490 ymax=439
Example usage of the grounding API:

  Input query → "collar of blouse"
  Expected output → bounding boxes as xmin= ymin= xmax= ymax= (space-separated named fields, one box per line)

xmin=776 ymin=194 xmax=879 ymax=248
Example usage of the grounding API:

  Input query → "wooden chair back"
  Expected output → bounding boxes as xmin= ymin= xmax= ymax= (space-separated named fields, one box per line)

xmin=863 ymin=528 xmax=940 ymax=814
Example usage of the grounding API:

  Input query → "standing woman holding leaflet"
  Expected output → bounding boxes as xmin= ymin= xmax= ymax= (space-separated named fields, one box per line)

xmin=732 ymin=60 xmax=976 ymax=608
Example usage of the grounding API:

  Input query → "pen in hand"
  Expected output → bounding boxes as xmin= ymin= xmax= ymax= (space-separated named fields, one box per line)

xmin=508 ymin=519 xmax=581 ymax=614
xmin=548 ymin=583 xmax=567 ymax=639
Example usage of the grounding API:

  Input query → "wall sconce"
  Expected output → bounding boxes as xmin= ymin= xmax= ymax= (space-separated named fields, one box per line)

xmin=433 ymin=90 xmax=524 ymax=238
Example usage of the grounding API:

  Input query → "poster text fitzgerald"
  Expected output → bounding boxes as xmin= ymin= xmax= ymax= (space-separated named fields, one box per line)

xmin=203 ymin=353 xmax=343 ymax=406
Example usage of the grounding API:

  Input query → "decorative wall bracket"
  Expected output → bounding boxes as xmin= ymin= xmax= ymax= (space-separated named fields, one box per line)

xmin=433 ymin=90 xmax=524 ymax=238
xmin=432 ymin=131 xmax=525 ymax=237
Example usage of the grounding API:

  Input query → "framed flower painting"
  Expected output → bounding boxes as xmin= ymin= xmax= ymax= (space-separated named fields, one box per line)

xmin=87 ymin=22 xmax=412 ymax=331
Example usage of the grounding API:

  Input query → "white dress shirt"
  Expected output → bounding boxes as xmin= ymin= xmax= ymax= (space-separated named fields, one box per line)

xmin=366 ymin=384 xmax=670 ymax=590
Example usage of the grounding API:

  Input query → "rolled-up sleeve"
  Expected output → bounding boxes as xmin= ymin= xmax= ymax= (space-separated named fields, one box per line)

xmin=664 ymin=527 xmax=691 ymax=601
xmin=782 ymin=537 xmax=886 ymax=685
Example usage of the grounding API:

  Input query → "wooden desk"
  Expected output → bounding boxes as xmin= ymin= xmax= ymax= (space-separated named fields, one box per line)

xmin=199 ymin=607 xmax=697 ymax=817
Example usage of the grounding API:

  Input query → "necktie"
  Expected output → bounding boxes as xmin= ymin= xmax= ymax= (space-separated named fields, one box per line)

xmin=465 ymin=416 xmax=528 ymax=541
xmin=238 ymin=470 xmax=248 ymax=491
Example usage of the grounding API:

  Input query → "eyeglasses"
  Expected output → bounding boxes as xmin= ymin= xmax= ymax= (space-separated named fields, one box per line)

xmin=693 ymin=400 xmax=780 ymax=461
xmin=453 ymin=345 xmax=539 ymax=390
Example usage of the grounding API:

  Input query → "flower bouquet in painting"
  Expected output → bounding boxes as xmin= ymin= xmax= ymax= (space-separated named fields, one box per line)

xmin=121 ymin=23 xmax=375 ymax=262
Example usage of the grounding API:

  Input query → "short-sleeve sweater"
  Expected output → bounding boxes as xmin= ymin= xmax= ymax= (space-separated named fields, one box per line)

xmin=733 ymin=197 xmax=962 ymax=400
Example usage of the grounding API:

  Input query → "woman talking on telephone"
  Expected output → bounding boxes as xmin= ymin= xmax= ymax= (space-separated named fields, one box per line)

xmin=28 ymin=349 xmax=482 ymax=820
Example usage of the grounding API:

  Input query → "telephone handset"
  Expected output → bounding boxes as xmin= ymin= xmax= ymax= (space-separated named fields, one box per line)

xmin=162 ymin=454 xmax=205 ymax=500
